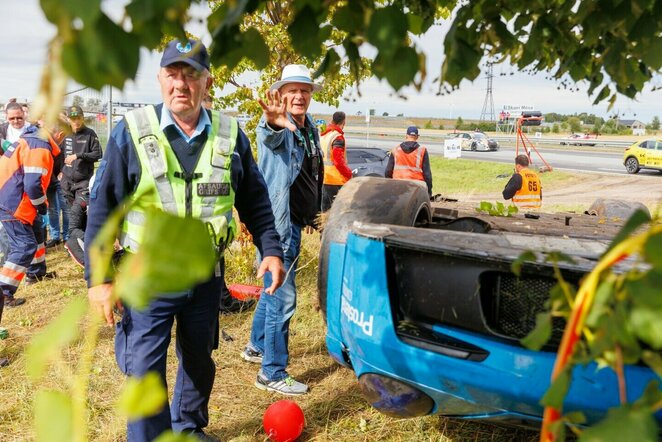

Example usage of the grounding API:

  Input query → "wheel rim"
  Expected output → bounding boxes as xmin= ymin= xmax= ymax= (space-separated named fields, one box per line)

xmin=626 ymin=158 xmax=639 ymax=173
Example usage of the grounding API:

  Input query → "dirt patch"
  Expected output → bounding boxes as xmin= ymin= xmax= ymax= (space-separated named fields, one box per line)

xmin=465 ymin=171 xmax=662 ymax=213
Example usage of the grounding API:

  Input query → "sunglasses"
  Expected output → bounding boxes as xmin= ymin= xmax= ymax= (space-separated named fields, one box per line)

xmin=8 ymin=117 xmax=24 ymax=121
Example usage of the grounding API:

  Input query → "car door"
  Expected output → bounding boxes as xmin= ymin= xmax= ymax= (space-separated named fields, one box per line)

xmin=651 ymin=140 xmax=662 ymax=168
xmin=639 ymin=140 xmax=655 ymax=166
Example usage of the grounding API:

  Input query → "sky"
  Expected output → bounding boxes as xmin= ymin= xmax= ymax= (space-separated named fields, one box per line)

xmin=1 ymin=1 xmax=661 ymax=123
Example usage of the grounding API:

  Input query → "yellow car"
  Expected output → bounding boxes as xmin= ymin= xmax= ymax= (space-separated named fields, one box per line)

xmin=623 ymin=139 xmax=662 ymax=174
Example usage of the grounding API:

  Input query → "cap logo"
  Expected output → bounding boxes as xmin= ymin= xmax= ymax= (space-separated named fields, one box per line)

xmin=176 ymin=42 xmax=192 ymax=53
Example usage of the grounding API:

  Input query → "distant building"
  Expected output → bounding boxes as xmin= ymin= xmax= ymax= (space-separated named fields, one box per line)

xmin=618 ymin=119 xmax=646 ymax=135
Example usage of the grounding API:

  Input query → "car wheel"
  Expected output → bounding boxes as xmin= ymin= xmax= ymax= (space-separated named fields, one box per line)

xmin=624 ymin=157 xmax=640 ymax=174
xmin=318 ymin=177 xmax=431 ymax=316
xmin=470 ymin=142 xmax=477 ymax=151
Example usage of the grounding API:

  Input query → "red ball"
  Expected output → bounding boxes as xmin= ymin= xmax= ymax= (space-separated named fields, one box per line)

xmin=263 ymin=400 xmax=305 ymax=442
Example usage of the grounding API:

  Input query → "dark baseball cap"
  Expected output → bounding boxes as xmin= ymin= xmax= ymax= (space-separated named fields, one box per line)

xmin=406 ymin=126 xmax=419 ymax=136
xmin=67 ymin=105 xmax=83 ymax=118
xmin=160 ymin=39 xmax=210 ymax=71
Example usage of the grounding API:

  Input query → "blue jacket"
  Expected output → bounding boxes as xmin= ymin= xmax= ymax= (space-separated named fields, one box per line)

xmin=84 ymin=104 xmax=283 ymax=284
xmin=256 ymin=113 xmax=322 ymax=252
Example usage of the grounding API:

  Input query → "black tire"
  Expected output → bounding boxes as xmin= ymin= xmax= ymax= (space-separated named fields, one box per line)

xmin=624 ymin=157 xmax=640 ymax=174
xmin=470 ymin=142 xmax=477 ymax=151
xmin=317 ymin=177 xmax=432 ymax=316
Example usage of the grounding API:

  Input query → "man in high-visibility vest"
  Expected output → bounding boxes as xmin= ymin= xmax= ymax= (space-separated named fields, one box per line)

xmin=502 ymin=154 xmax=542 ymax=209
xmin=320 ymin=111 xmax=352 ymax=211
xmin=385 ymin=126 xmax=433 ymax=197
xmin=85 ymin=39 xmax=284 ymax=441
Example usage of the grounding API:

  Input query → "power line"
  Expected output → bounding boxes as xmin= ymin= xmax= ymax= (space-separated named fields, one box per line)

xmin=480 ymin=62 xmax=495 ymax=122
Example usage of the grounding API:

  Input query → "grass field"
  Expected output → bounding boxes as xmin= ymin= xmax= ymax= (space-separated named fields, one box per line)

xmin=428 ymin=156 xmax=576 ymax=199
xmin=0 ymin=158 xmax=579 ymax=441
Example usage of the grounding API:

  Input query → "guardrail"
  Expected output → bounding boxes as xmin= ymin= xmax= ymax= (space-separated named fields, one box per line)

xmin=344 ymin=127 xmax=633 ymax=149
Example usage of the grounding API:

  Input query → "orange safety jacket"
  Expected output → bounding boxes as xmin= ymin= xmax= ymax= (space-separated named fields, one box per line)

xmin=320 ymin=127 xmax=350 ymax=186
xmin=0 ymin=126 xmax=60 ymax=224
xmin=392 ymin=145 xmax=426 ymax=181
xmin=512 ymin=167 xmax=542 ymax=209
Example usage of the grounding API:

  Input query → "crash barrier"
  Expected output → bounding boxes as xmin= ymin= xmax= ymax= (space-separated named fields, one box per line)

xmin=343 ymin=127 xmax=634 ymax=149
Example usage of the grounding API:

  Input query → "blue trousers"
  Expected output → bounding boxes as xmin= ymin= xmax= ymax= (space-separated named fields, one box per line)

xmin=0 ymin=212 xmax=46 ymax=296
xmin=47 ymin=183 xmax=69 ymax=241
xmin=115 ymin=276 xmax=222 ymax=441
xmin=249 ymin=223 xmax=301 ymax=381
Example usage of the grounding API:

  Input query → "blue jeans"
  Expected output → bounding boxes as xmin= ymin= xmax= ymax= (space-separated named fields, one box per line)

xmin=47 ymin=183 xmax=69 ymax=241
xmin=249 ymin=223 xmax=301 ymax=381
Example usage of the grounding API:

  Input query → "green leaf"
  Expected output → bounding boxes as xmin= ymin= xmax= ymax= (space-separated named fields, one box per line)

xmin=26 ymin=298 xmax=87 ymax=379
xmin=241 ymin=28 xmax=270 ymax=70
xmin=367 ymin=6 xmax=408 ymax=57
xmin=126 ymin=0 xmax=189 ymax=48
xmin=521 ymin=312 xmax=552 ymax=350
xmin=643 ymin=233 xmax=662 ymax=267
xmin=540 ymin=368 xmax=571 ymax=409
xmin=407 ymin=13 xmax=424 ymax=35
xmin=89 ymin=202 xmax=132 ymax=287
xmin=34 ymin=390 xmax=73 ymax=442
xmin=545 ymin=251 xmax=576 ymax=265
xmin=630 ymin=306 xmax=662 ymax=349
xmin=511 ymin=250 xmax=537 ymax=276
xmin=383 ymin=46 xmax=419 ymax=90
xmin=507 ymin=205 xmax=518 ymax=216
xmin=40 ymin=0 xmax=101 ymax=24
xmin=477 ymin=201 xmax=493 ymax=213
xmin=603 ymin=209 xmax=651 ymax=257
xmin=114 ymin=209 xmax=216 ymax=309
xmin=585 ymin=280 xmax=614 ymax=328
xmin=289 ymin=5 xmax=325 ymax=59
xmin=641 ymin=351 xmax=662 ymax=379
xmin=332 ymin=4 xmax=364 ymax=33
xmin=117 ymin=372 xmax=167 ymax=420
xmin=313 ymin=49 xmax=341 ymax=79
xmin=579 ymin=405 xmax=658 ymax=442
xmin=564 ymin=410 xmax=587 ymax=425
xmin=61 ymin=14 xmax=141 ymax=89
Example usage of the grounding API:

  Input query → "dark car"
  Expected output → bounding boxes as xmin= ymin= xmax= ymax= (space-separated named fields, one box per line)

xmin=346 ymin=147 xmax=389 ymax=177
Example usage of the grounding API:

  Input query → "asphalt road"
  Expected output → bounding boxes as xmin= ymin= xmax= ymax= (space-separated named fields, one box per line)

xmin=345 ymin=136 xmax=656 ymax=176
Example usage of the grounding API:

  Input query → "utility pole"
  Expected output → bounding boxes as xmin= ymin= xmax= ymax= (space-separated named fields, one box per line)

xmin=480 ymin=62 xmax=495 ymax=122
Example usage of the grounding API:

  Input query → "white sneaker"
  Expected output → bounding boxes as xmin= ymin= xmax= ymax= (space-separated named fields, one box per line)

xmin=255 ymin=371 xmax=309 ymax=396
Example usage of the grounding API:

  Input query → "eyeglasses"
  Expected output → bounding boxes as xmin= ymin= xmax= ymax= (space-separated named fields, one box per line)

xmin=8 ymin=117 xmax=23 ymax=121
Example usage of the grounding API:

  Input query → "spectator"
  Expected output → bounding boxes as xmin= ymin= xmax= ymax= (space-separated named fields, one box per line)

xmin=59 ymin=105 xmax=102 ymax=218
xmin=0 ymin=102 xmax=30 ymax=150
xmin=241 ymin=64 xmax=323 ymax=396
xmin=385 ymin=126 xmax=433 ymax=197
xmin=320 ymin=111 xmax=351 ymax=211
xmin=46 ymin=144 xmax=69 ymax=248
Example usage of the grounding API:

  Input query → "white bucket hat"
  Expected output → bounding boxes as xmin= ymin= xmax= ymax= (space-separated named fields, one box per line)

xmin=269 ymin=64 xmax=322 ymax=92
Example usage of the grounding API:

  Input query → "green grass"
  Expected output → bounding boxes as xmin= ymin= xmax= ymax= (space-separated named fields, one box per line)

xmin=429 ymin=156 xmax=576 ymax=198
xmin=0 ymin=243 xmax=539 ymax=442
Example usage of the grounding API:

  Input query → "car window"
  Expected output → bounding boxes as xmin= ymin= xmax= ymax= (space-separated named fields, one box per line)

xmin=656 ymin=141 xmax=662 ymax=150
xmin=638 ymin=140 xmax=651 ymax=149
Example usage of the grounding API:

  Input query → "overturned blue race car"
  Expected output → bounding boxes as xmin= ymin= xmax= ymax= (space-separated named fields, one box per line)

xmin=318 ymin=177 xmax=661 ymax=428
